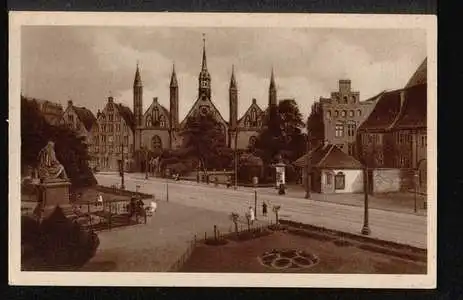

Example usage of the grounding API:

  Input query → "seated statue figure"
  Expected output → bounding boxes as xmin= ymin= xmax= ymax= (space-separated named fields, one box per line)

xmin=37 ymin=141 xmax=68 ymax=182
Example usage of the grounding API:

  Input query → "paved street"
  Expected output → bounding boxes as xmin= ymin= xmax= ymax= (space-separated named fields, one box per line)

xmin=96 ymin=173 xmax=427 ymax=249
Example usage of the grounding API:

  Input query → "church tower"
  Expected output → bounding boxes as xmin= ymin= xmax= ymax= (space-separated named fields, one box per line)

xmin=198 ymin=35 xmax=211 ymax=99
xmin=169 ymin=63 xmax=179 ymax=149
xmin=269 ymin=67 xmax=277 ymax=108
xmin=133 ymin=63 xmax=143 ymax=151
xmin=228 ymin=65 xmax=238 ymax=148
xmin=229 ymin=65 xmax=238 ymax=129
xmin=170 ymin=63 xmax=179 ymax=129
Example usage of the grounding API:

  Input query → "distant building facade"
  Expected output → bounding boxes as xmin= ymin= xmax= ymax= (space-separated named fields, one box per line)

xmin=306 ymin=80 xmax=376 ymax=157
xmin=357 ymin=58 xmax=427 ymax=194
xmin=88 ymin=96 xmax=135 ymax=171
xmin=24 ymin=97 xmax=64 ymax=125
xmin=60 ymin=100 xmax=97 ymax=144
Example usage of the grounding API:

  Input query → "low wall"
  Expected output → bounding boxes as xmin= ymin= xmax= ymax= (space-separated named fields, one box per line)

xmin=371 ymin=168 xmax=416 ymax=194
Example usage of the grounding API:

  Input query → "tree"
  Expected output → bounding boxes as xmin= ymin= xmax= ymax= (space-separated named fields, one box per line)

xmin=180 ymin=112 xmax=229 ymax=172
xmin=21 ymin=96 xmax=96 ymax=188
xmin=254 ymin=99 xmax=307 ymax=165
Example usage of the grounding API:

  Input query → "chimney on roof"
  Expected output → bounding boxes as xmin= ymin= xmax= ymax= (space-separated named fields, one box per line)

xmin=153 ymin=97 xmax=158 ymax=103
xmin=67 ymin=100 xmax=73 ymax=107
xmin=252 ymin=98 xmax=256 ymax=104
xmin=108 ymin=96 xmax=114 ymax=103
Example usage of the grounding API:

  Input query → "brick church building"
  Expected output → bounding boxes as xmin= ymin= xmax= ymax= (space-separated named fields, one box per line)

xmin=128 ymin=38 xmax=282 ymax=171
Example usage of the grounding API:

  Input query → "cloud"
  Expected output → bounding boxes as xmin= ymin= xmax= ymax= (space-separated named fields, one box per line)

xmin=21 ymin=26 xmax=426 ymax=121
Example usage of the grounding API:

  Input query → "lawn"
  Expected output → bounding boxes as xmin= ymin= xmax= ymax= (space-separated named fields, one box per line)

xmin=179 ymin=231 xmax=426 ymax=274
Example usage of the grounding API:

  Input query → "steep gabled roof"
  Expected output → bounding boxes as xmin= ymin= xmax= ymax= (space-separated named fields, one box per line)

xmin=392 ymin=83 xmax=427 ymax=130
xmin=405 ymin=58 xmax=427 ymax=88
xmin=237 ymin=100 xmax=264 ymax=124
xmin=115 ymin=103 xmax=135 ymax=131
xmin=293 ymin=144 xmax=363 ymax=169
xmin=73 ymin=106 xmax=97 ymax=131
xmin=179 ymin=95 xmax=228 ymax=128
xmin=357 ymin=89 xmax=403 ymax=132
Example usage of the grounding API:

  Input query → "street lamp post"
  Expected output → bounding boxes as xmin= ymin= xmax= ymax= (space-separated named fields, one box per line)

xmin=145 ymin=147 xmax=149 ymax=180
xmin=120 ymin=142 xmax=125 ymax=190
xmin=234 ymin=129 xmax=239 ymax=190
xmin=414 ymin=170 xmax=419 ymax=213
xmin=361 ymin=165 xmax=371 ymax=235
xmin=253 ymin=176 xmax=258 ymax=220
xmin=305 ymin=131 xmax=311 ymax=199
xmin=165 ymin=168 xmax=170 ymax=202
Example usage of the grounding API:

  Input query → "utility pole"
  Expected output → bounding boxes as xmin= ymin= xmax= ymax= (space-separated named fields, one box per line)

xmin=361 ymin=165 xmax=371 ymax=235
xmin=120 ymin=141 xmax=125 ymax=190
xmin=305 ymin=130 xmax=311 ymax=199
xmin=234 ymin=129 xmax=238 ymax=190
xmin=145 ymin=147 xmax=149 ymax=180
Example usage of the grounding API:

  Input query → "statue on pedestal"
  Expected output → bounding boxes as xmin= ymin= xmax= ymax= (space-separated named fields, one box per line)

xmin=37 ymin=141 xmax=68 ymax=182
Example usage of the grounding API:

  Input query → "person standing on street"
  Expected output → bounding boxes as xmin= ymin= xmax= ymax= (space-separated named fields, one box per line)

xmin=262 ymin=201 xmax=268 ymax=217
xmin=249 ymin=206 xmax=255 ymax=225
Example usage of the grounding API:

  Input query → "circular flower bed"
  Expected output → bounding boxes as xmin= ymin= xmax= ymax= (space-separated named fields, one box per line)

xmin=257 ymin=249 xmax=319 ymax=270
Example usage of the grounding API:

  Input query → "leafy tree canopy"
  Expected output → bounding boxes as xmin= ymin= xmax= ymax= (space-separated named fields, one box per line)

xmin=21 ymin=96 xmax=96 ymax=188
xmin=253 ymin=99 xmax=307 ymax=164
xmin=180 ymin=111 xmax=231 ymax=171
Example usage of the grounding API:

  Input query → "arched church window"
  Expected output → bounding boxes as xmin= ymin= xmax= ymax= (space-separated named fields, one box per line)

xmin=245 ymin=116 xmax=251 ymax=127
xmin=146 ymin=116 xmax=152 ymax=127
xmin=159 ymin=115 xmax=166 ymax=128
xmin=151 ymin=135 xmax=162 ymax=150
xmin=153 ymin=107 xmax=160 ymax=122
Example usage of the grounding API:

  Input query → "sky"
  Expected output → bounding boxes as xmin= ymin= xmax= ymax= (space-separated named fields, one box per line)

xmin=21 ymin=26 xmax=426 ymax=121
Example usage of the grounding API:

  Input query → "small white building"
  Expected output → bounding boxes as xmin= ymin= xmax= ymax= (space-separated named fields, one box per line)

xmin=293 ymin=143 xmax=364 ymax=194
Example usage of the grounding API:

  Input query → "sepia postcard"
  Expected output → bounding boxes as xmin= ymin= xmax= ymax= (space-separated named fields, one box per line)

xmin=9 ymin=12 xmax=437 ymax=288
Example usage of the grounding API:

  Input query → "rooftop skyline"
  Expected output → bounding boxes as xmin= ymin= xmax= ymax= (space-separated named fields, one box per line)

xmin=21 ymin=26 xmax=426 ymax=120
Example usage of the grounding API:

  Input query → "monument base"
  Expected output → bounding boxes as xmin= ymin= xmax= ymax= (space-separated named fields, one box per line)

xmin=35 ymin=180 xmax=73 ymax=220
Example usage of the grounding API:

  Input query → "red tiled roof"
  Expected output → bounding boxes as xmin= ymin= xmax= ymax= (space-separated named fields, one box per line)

xmin=405 ymin=58 xmax=427 ymax=88
xmin=293 ymin=144 xmax=363 ymax=169
xmin=358 ymin=89 xmax=403 ymax=131
xmin=73 ymin=106 xmax=97 ymax=131
xmin=116 ymin=103 xmax=135 ymax=131
xmin=393 ymin=83 xmax=427 ymax=130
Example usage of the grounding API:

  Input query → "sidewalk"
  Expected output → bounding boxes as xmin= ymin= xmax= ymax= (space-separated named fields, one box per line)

xmin=118 ymin=173 xmax=427 ymax=216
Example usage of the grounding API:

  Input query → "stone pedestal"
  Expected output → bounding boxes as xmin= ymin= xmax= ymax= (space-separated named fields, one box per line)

xmin=36 ymin=179 xmax=72 ymax=219
xmin=39 ymin=180 xmax=71 ymax=207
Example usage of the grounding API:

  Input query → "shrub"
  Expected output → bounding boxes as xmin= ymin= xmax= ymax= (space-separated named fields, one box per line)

xmin=21 ymin=206 xmax=100 ymax=270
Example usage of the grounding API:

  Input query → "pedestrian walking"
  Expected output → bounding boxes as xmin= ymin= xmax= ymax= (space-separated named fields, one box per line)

xmin=96 ymin=193 xmax=104 ymax=207
xmin=262 ymin=201 xmax=268 ymax=217
xmin=149 ymin=200 xmax=157 ymax=216
xmin=249 ymin=206 xmax=255 ymax=224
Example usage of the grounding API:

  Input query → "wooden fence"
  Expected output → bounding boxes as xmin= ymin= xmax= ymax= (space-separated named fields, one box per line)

xmin=168 ymin=221 xmax=274 ymax=272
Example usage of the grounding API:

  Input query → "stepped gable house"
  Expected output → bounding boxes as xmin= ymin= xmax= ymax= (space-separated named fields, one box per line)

xmin=306 ymin=79 xmax=377 ymax=157
xmin=89 ymin=96 xmax=135 ymax=171
xmin=357 ymin=58 xmax=427 ymax=194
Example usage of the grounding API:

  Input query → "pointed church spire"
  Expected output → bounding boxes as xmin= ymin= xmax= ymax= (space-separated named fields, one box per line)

xmin=269 ymin=67 xmax=276 ymax=90
xmin=134 ymin=62 xmax=142 ymax=87
xmin=170 ymin=63 xmax=178 ymax=87
xmin=201 ymin=33 xmax=208 ymax=71
xmin=230 ymin=64 xmax=237 ymax=89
